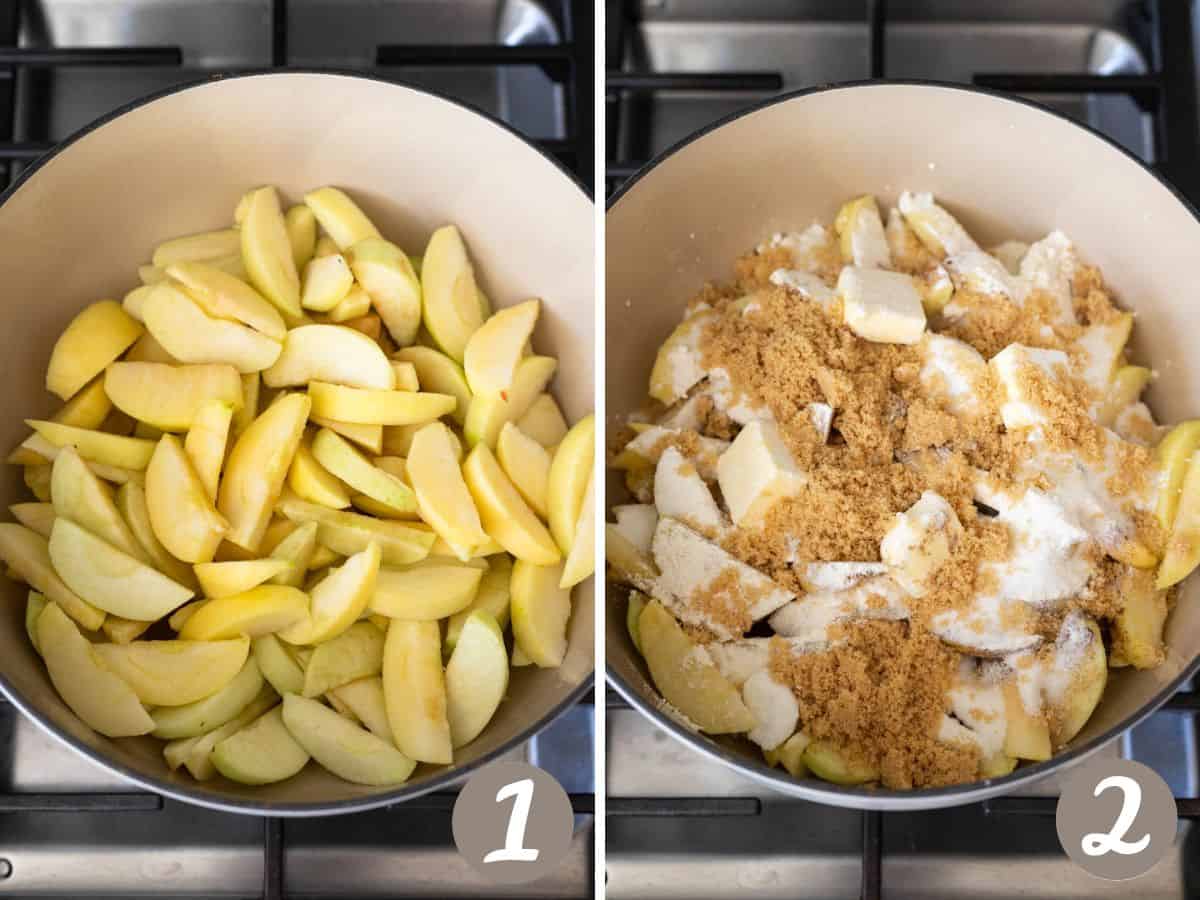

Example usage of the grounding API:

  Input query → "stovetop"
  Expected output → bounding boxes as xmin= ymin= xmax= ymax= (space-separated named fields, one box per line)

xmin=0 ymin=2 xmax=594 ymax=898
xmin=605 ymin=1 xmax=1200 ymax=898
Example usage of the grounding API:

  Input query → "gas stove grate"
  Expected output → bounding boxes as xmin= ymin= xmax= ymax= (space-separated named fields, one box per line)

xmin=0 ymin=0 xmax=594 ymax=189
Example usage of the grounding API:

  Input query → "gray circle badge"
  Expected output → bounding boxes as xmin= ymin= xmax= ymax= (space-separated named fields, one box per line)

xmin=1056 ymin=758 xmax=1177 ymax=881
xmin=452 ymin=761 xmax=575 ymax=885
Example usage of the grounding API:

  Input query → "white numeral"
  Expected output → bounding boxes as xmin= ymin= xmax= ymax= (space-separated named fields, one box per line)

xmin=483 ymin=778 xmax=540 ymax=864
xmin=1081 ymin=774 xmax=1151 ymax=857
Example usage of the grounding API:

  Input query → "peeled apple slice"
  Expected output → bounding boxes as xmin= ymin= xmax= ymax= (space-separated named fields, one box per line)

xmin=101 ymin=616 xmax=152 ymax=644
xmin=311 ymin=417 xmax=382 ymax=454
xmin=347 ymin=237 xmax=422 ymax=346
xmin=8 ymin=378 xmax=112 ymax=465
xmin=145 ymin=434 xmax=229 ymax=563
xmin=463 ymin=444 xmax=561 ymax=565
xmin=11 ymin=503 xmax=54 ymax=538
xmin=268 ymin=520 xmax=318 ymax=587
xmin=421 ymin=225 xmax=485 ymax=362
xmin=311 ymin=428 xmax=417 ymax=515
xmin=547 ymin=414 xmax=595 ymax=554
xmin=559 ymin=474 xmax=595 ymax=589
xmin=510 ymin=559 xmax=571 ymax=667
xmin=445 ymin=610 xmax=509 ymax=747
xmin=496 ymin=423 xmax=551 ymax=517
xmin=27 ymin=421 xmax=155 ymax=470
xmin=194 ymin=559 xmax=291 ymax=598
xmin=184 ymin=401 xmax=234 ymax=501
xmin=50 ymin=447 xmax=148 ymax=563
xmin=287 ymin=439 xmax=352 ymax=509
xmin=25 ymin=590 xmax=47 ymax=653
xmin=303 ymin=186 xmax=380 ymax=250
xmin=444 ymin=554 xmax=511 ymax=651
xmin=393 ymin=346 xmax=472 ymax=427
xmin=285 ymin=205 xmax=317 ymax=270
xmin=308 ymin=382 xmax=456 ymax=426
xmin=382 ymin=618 xmax=453 ymax=764
xmin=211 ymin=706 xmax=309 ymax=785
xmin=46 ymin=300 xmax=143 ymax=401
xmin=277 ymin=541 xmax=380 ymax=645
xmin=328 ymin=676 xmax=391 ymax=742
xmin=218 ymin=392 xmax=310 ymax=551
xmin=803 ymin=741 xmax=880 ymax=785
xmin=92 ymin=636 xmax=249 ymax=706
xmin=151 ymin=657 xmax=266 ymax=739
xmin=262 ymin=324 xmax=394 ymax=390
xmin=370 ymin=559 xmax=484 ymax=620
xmin=153 ymin=228 xmax=241 ymax=267
xmin=1048 ymin=618 xmax=1107 ymax=746
xmin=240 ymin=186 xmax=301 ymax=319
xmin=166 ymin=261 xmax=287 ymax=340
xmin=282 ymin=693 xmax=415 ymax=786
xmin=170 ymin=687 xmax=278 ymax=779
xmin=1157 ymin=444 xmax=1200 ymax=588
xmin=301 ymin=620 xmax=385 ymax=697
xmin=463 ymin=299 xmax=540 ymax=395
xmin=516 ymin=394 xmax=568 ymax=448
xmin=142 ymin=284 xmax=282 ymax=374
xmin=114 ymin=482 xmax=196 ymax=587
xmin=0 ymin=524 xmax=104 ymax=629
xmin=275 ymin=493 xmax=435 ymax=565
xmin=463 ymin=355 xmax=558 ymax=450
xmin=104 ymin=362 xmax=242 ymax=432
xmin=637 ymin=599 xmax=754 ymax=732
xmin=179 ymin=584 xmax=308 ymax=640
xmin=252 ymin=633 xmax=305 ymax=695
xmin=406 ymin=422 xmax=488 ymax=556
xmin=48 ymin=518 xmax=193 ymax=621
xmin=300 ymin=253 xmax=354 ymax=312
xmin=37 ymin=603 xmax=154 ymax=736
xmin=1155 ymin=419 xmax=1200 ymax=533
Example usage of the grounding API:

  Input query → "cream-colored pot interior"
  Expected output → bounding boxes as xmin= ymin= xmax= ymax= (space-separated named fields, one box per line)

xmin=0 ymin=72 xmax=594 ymax=815
xmin=606 ymin=82 xmax=1200 ymax=810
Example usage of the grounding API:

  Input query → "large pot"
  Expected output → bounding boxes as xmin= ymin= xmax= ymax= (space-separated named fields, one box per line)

xmin=606 ymin=81 xmax=1200 ymax=810
xmin=0 ymin=71 xmax=594 ymax=816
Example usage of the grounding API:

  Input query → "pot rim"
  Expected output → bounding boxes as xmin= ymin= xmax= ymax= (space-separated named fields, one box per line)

xmin=605 ymin=78 xmax=1200 ymax=810
xmin=0 ymin=68 xmax=594 ymax=817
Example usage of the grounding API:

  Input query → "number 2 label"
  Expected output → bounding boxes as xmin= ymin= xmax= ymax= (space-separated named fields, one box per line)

xmin=484 ymin=778 xmax=540 ymax=864
xmin=1081 ymin=775 xmax=1151 ymax=857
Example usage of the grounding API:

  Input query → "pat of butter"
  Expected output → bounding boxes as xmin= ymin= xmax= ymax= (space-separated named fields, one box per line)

xmin=838 ymin=266 xmax=927 ymax=345
xmin=989 ymin=343 xmax=1070 ymax=430
xmin=716 ymin=420 xmax=806 ymax=526
xmin=880 ymin=490 xmax=963 ymax=597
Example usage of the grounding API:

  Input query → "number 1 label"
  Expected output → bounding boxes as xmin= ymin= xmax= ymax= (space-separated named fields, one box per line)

xmin=484 ymin=778 xmax=540 ymax=863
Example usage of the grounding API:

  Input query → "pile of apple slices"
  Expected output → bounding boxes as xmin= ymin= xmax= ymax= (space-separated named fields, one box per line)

xmin=0 ymin=186 xmax=594 ymax=788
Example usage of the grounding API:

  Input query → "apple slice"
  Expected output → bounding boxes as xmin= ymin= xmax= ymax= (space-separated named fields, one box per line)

xmin=390 ymin=359 xmax=419 ymax=391
xmin=153 ymin=228 xmax=241 ymax=267
xmin=8 ymin=377 xmax=112 ymax=465
xmin=328 ymin=285 xmax=371 ymax=323
xmin=184 ymin=401 xmax=233 ymax=501
xmin=11 ymin=502 xmax=55 ymax=539
xmin=370 ymin=559 xmax=484 ymax=620
xmin=637 ymin=599 xmax=754 ymax=733
xmin=231 ymin=373 xmax=260 ymax=441
xmin=268 ymin=520 xmax=318 ymax=587
xmin=48 ymin=518 xmax=192 ymax=621
xmin=27 ymin=421 xmax=154 ymax=470
xmin=46 ymin=300 xmax=143 ymax=400
xmin=444 ymin=554 xmax=512 ymax=653
xmin=263 ymin=324 xmax=394 ymax=390
xmin=803 ymin=741 xmax=879 ymax=785
xmin=346 ymin=237 xmax=423 ymax=346
xmin=421 ymin=225 xmax=485 ymax=362
xmin=92 ymin=636 xmax=249 ymax=706
xmin=288 ymin=438 xmax=351 ymax=509
xmin=166 ymin=261 xmax=287 ymax=340
xmin=301 ymin=620 xmax=385 ymax=697
xmin=1155 ymin=419 xmax=1200 ymax=533
xmin=516 ymin=394 xmax=568 ymax=448
xmin=114 ymin=482 xmax=197 ymax=588
xmin=382 ymin=618 xmax=452 ymax=764
xmin=50 ymin=447 xmax=148 ymax=562
xmin=25 ymin=590 xmax=47 ymax=653
xmin=1157 ymin=442 xmax=1200 ymax=588
xmin=559 ymin=474 xmax=594 ymax=589
xmin=37 ymin=603 xmax=153 ymax=736
xmin=24 ymin=465 xmax=50 ymax=501
xmin=496 ymin=423 xmax=551 ymax=518
xmin=463 ymin=443 xmax=560 ymax=565
xmin=169 ymin=686 xmax=279 ymax=779
xmin=252 ymin=633 xmax=305 ymax=695
xmin=151 ymin=657 xmax=266 ymax=739
xmin=275 ymin=493 xmax=435 ymax=564
xmin=211 ymin=705 xmax=309 ymax=785
xmin=328 ymin=677 xmax=391 ymax=742
xmin=308 ymin=381 xmax=456 ymax=426
xmin=547 ymin=414 xmax=595 ymax=554
xmin=282 ymin=693 xmax=415 ymax=785
xmin=625 ymin=591 xmax=646 ymax=655
xmin=311 ymin=428 xmax=417 ymax=515
xmin=277 ymin=541 xmax=380 ymax=645
xmin=240 ymin=186 xmax=301 ymax=318
xmin=142 ymin=283 xmax=282 ymax=373
xmin=510 ymin=559 xmax=571 ymax=667
xmin=104 ymin=362 xmax=242 ymax=432
xmin=179 ymin=584 xmax=308 ymax=640
xmin=445 ymin=610 xmax=509 ymax=747
xmin=463 ymin=299 xmax=540 ymax=395
xmin=300 ymin=253 xmax=354 ymax=312
xmin=146 ymin=434 xmax=229 ymax=563
xmin=285 ymin=205 xmax=317 ymax=269
xmin=1003 ymin=681 xmax=1051 ymax=761
xmin=407 ymin=422 xmax=488 ymax=556
xmin=219 ymin=393 xmax=310 ymax=551
xmin=463 ymin=355 xmax=558 ymax=449
xmin=303 ymin=186 xmax=380 ymax=250
xmin=310 ymin=417 xmax=382 ymax=453
xmin=193 ymin=559 xmax=293 ymax=598
xmin=393 ymin=347 xmax=472 ymax=427
xmin=124 ymin=332 xmax=178 ymax=365
xmin=1048 ymin=617 xmax=1107 ymax=746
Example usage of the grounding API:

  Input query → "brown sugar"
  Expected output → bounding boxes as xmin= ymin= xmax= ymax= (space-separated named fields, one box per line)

xmin=769 ymin=621 xmax=980 ymax=789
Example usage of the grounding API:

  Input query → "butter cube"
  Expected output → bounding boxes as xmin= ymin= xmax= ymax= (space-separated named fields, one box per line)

xmin=838 ymin=266 xmax=926 ymax=345
xmin=880 ymin=490 xmax=963 ymax=597
xmin=989 ymin=344 xmax=1070 ymax=430
xmin=716 ymin=420 xmax=806 ymax=526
